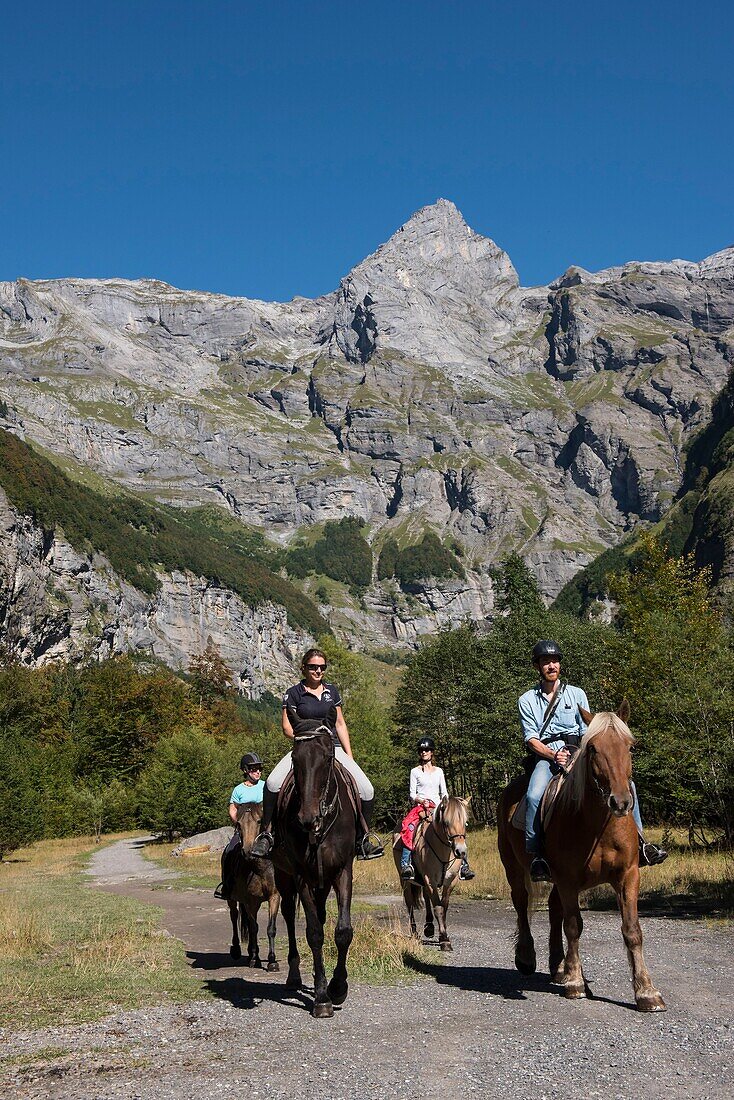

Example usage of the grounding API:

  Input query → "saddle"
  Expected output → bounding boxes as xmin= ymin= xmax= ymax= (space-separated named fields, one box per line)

xmin=511 ymin=757 xmax=577 ymax=834
xmin=275 ymin=758 xmax=367 ymax=836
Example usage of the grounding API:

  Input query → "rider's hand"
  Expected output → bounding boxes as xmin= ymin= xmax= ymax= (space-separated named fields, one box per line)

xmin=554 ymin=748 xmax=571 ymax=768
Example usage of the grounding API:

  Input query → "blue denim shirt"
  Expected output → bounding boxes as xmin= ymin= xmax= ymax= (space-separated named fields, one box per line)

xmin=518 ymin=682 xmax=589 ymax=752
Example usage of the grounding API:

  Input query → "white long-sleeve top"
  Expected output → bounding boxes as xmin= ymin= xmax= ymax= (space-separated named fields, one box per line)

xmin=409 ymin=765 xmax=447 ymax=805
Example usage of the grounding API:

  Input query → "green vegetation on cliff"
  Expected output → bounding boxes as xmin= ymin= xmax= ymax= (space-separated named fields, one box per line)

xmin=285 ymin=516 xmax=373 ymax=591
xmin=0 ymin=429 xmax=326 ymax=636
xmin=378 ymin=531 xmax=464 ymax=587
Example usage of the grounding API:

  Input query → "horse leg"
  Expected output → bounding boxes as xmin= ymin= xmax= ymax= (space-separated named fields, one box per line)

xmin=266 ymin=891 xmax=280 ymax=972
xmin=404 ymin=884 xmax=419 ymax=938
xmin=228 ymin=900 xmax=242 ymax=960
xmin=509 ymin=868 xmax=536 ymax=975
xmin=244 ymin=900 xmax=261 ymax=968
xmin=422 ymin=884 xmax=435 ymax=941
xmin=557 ymin=885 xmax=586 ymax=998
xmin=615 ymin=868 xmax=666 ymax=1012
xmin=302 ymin=884 xmax=332 ymax=1019
xmin=435 ymin=893 xmax=451 ymax=952
xmin=548 ymin=885 xmax=565 ymax=983
xmin=327 ymin=864 xmax=354 ymax=1007
xmin=279 ymin=883 xmax=302 ymax=990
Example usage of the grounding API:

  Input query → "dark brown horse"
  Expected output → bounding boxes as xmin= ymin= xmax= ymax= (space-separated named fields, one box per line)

xmin=498 ymin=705 xmax=666 ymax=1012
xmin=272 ymin=727 xmax=356 ymax=1019
xmin=392 ymin=795 xmax=470 ymax=950
xmin=226 ymin=803 xmax=280 ymax=971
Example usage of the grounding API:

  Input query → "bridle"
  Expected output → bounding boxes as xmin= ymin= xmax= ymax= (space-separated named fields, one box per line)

xmin=293 ymin=727 xmax=341 ymax=843
xmin=424 ymin=800 xmax=467 ymax=887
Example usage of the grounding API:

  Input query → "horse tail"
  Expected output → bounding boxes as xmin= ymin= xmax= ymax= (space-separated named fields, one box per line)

xmin=402 ymin=881 xmax=423 ymax=910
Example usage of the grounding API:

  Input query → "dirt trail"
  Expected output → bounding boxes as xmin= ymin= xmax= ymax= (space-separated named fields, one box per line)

xmin=2 ymin=838 xmax=731 ymax=1100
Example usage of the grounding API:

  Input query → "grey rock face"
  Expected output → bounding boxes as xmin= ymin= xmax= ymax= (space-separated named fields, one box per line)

xmin=0 ymin=487 xmax=310 ymax=696
xmin=1 ymin=201 xmax=733 ymax=666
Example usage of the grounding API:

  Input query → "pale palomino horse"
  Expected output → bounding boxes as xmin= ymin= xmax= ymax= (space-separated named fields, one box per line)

xmin=498 ymin=704 xmax=665 ymax=1011
xmin=393 ymin=795 xmax=470 ymax=951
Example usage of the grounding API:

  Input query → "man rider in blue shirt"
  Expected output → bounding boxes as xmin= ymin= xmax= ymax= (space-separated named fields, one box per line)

xmin=520 ymin=640 xmax=667 ymax=882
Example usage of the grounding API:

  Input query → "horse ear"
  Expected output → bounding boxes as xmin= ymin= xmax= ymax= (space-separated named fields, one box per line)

xmin=617 ymin=699 xmax=631 ymax=723
xmin=461 ymin=795 xmax=472 ymax=807
xmin=578 ymin=705 xmax=594 ymax=726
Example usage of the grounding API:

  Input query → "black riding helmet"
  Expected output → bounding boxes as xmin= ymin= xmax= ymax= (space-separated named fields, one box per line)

xmin=531 ymin=639 xmax=562 ymax=662
xmin=240 ymin=752 xmax=264 ymax=771
xmin=417 ymin=737 xmax=435 ymax=753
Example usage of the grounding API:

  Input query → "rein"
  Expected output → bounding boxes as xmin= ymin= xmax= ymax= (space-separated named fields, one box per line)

xmin=293 ymin=727 xmax=342 ymax=888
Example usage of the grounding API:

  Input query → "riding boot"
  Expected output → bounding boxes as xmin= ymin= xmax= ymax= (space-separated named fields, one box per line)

xmin=356 ymin=797 xmax=384 ymax=860
xmin=251 ymin=786 xmax=278 ymax=858
xmin=639 ymin=835 xmax=668 ymax=866
xmin=400 ymin=844 xmax=414 ymax=881
xmin=529 ymin=853 xmax=552 ymax=882
xmin=459 ymin=858 xmax=475 ymax=881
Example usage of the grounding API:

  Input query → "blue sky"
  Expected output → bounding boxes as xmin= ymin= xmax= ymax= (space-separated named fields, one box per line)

xmin=2 ymin=1 xmax=732 ymax=300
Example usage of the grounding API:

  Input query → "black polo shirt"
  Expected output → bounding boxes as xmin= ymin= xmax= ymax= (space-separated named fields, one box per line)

xmin=282 ymin=681 xmax=342 ymax=744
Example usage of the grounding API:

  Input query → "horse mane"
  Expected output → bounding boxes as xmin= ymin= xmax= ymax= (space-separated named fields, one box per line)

xmin=563 ymin=711 xmax=635 ymax=807
xmin=436 ymin=794 xmax=469 ymax=832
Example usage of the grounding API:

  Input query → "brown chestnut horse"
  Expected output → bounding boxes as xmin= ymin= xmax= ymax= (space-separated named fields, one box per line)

xmin=498 ymin=705 xmax=666 ymax=1012
xmin=392 ymin=795 xmax=470 ymax=951
xmin=226 ymin=802 xmax=280 ymax=971
xmin=272 ymin=727 xmax=356 ymax=1019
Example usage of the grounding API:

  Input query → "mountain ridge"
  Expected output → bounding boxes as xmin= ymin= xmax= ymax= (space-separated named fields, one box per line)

xmin=2 ymin=200 xmax=733 ymax=677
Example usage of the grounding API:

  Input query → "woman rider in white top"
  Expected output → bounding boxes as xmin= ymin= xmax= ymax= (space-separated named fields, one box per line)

xmin=399 ymin=737 xmax=475 ymax=881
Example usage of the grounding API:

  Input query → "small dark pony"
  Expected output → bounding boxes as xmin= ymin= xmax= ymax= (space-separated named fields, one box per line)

xmin=498 ymin=704 xmax=665 ymax=1011
xmin=226 ymin=802 xmax=280 ymax=971
xmin=392 ymin=795 xmax=470 ymax=950
xmin=272 ymin=727 xmax=357 ymax=1019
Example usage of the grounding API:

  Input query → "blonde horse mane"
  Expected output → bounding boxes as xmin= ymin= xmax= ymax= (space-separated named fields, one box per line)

xmin=563 ymin=711 xmax=635 ymax=808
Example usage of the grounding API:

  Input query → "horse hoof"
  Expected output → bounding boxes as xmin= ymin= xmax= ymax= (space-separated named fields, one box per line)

xmin=247 ymin=958 xmax=262 ymax=969
xmin=312 ymin=1002 xmax=334 ymax=1019
xmin=267 ymin=961 xmax=280 ymax=973
xmin=637 ymin=992 xmax=666 ymax=1012
xmin=563 ymin=982 xmax=587 ymax=999
xmin=230 ymin=946 xmax=241 ymax=961
xmin=549 ymin=968 xmax=565 ymax=985
xmin=439 ymin=941 xmax=453 ymax=952
xmin=327 ymin=981 xmax=348 ymax=1006
xmin=515 ymin=956 xmax=537 ymax=976
xmin=423 ymin=924 xmax=435 ymax=939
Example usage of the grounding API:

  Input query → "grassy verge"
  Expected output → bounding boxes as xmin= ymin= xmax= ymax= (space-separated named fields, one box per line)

xmin=145 ymin=826 xmax=733 ymax=915
xmin=0 ymin=836 xmax=203 ymax=1029
xmin=298 ymin=914 xmax=434 ymax=984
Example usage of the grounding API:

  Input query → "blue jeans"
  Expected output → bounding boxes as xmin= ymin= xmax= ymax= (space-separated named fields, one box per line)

xmin=400 ymin=845 xmax=412 ymax=869
xmin=525 ymin=759 xmax=644 ymax=854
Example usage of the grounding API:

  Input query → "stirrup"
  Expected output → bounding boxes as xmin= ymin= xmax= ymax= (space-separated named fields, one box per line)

xmin=530 ymin=855 xmax=551 ymax=882
xmin=459 ymin=862 xmax=475 ymax=881
xmin=640 ymin=840 xmax=668 ymax=867
xmin=250 ymin=831 xmax=274 ymax=858
xmin=357 ymin=833 xmax=384 ymax=860
xmin=401 ymin=863 xmax=415 ymax=881
xmin=213 ymin=882 xmax=228 ymax=900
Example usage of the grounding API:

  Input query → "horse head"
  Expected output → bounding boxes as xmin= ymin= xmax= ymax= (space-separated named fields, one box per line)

xmin=292 ymin=727 xmax=335 ymax=841
xmin=237 ymin=802 xmax=264 ymax=856
xmin=435 ymin=795 xmax=470 ymax=861
xmin=572 ymin=705 xmax=635 ymax=817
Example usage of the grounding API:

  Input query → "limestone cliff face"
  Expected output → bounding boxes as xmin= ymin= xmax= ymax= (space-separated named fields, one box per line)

xmin=1 ymin=199 xmax=733 ymax=660
xmin=0 ymin=487 xmax=309 ymax=696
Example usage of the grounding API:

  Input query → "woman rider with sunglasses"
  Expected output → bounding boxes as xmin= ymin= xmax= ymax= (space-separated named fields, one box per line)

xmin=399 ymin=737 xmax=475 ymax=882
xmin=251 ymin=648 xmax=384 ymax=860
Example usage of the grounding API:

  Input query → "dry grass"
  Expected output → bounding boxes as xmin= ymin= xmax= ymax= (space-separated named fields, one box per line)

xmin=0 ymin=834 xmax=202 ymax=1028
xmin=299 ymin=912 xmax=434 ymax=984
xmin=146 ymin=826 xmax=732 ymax=915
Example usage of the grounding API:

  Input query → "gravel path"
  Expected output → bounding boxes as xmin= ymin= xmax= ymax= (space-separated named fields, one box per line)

xmin=1 ymin=838 xmax=731 ymax=1100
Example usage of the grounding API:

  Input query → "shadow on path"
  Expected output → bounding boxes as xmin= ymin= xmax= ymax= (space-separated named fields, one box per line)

xmin=404 ymin=956 xmax=636 ymax=1011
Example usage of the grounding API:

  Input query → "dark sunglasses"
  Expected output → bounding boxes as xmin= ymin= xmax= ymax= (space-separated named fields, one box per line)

xmin=306 ymin=663 xmax=327 ymax=671
xmin=247 ymin=765 xmax=262 ymax=772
